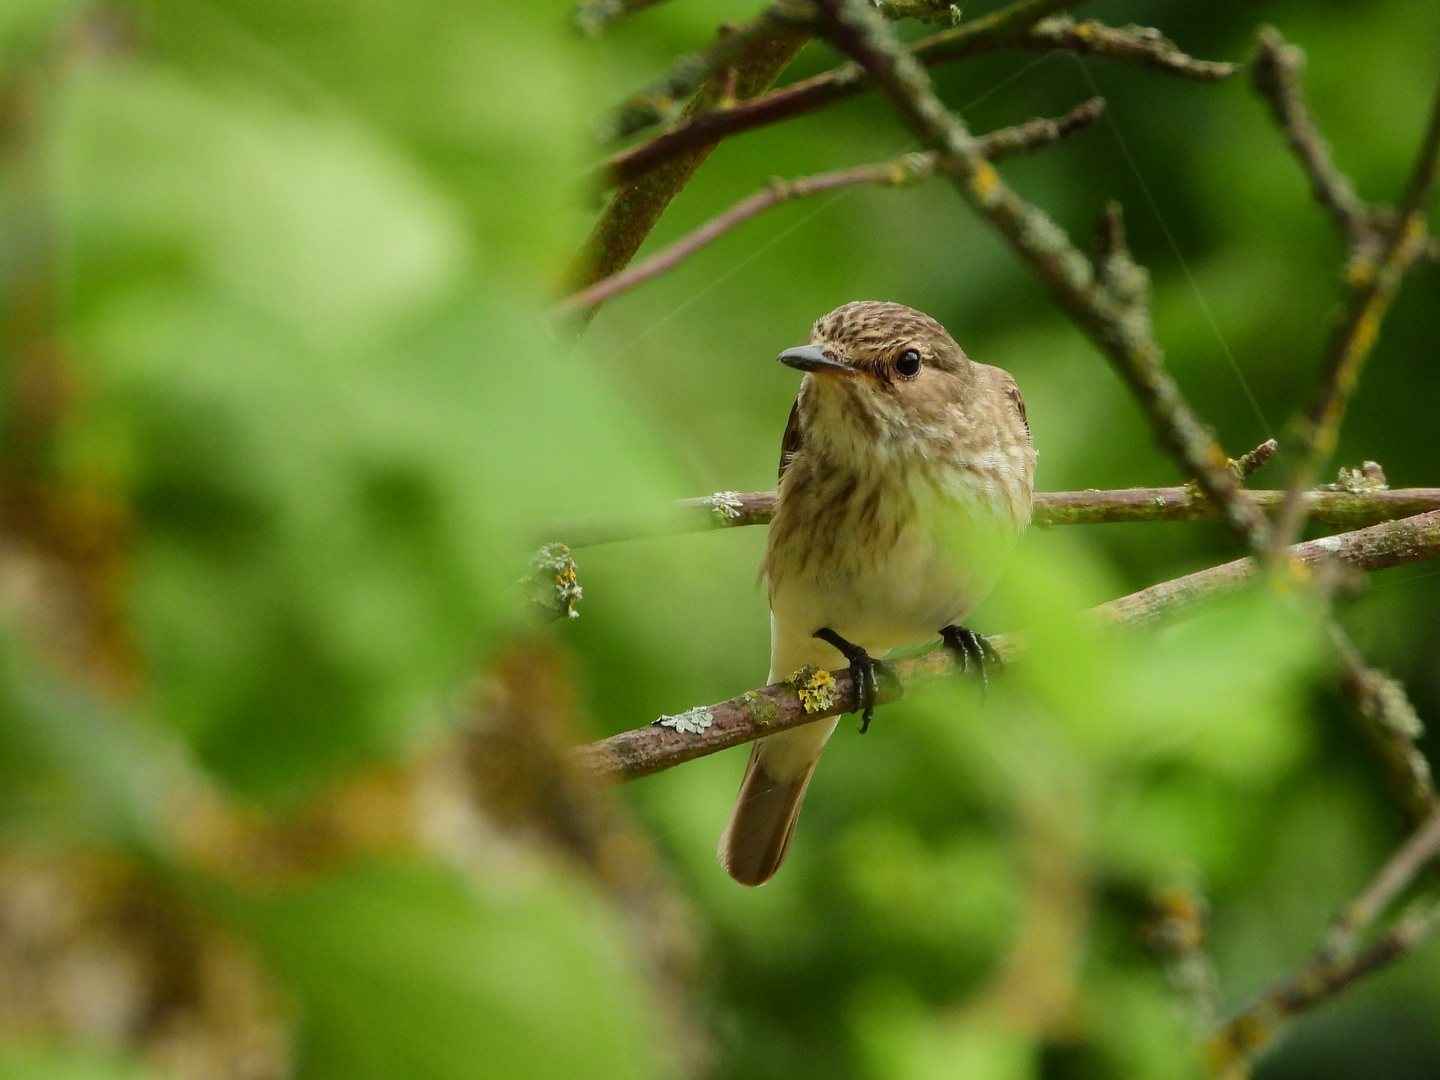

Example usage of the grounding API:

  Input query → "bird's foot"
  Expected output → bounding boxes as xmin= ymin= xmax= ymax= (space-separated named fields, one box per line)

xmin=940 ymin=625 xmax=1003 ymax=697
xmin=813 ymin=627 xmax=883 ymax=733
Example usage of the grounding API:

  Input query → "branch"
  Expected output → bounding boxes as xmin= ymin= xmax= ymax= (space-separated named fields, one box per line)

xmin=1331 ymin=625 xmax=1439 ymax=827
xmin=810 ymin=0 xmax=1269 ymax=550
xmin=1251 ymin=28 xmax=1373 ymax=252
xmin=1265 ymin=32 xmax=1440 ymax=555
xmin=597 ymin=1 xmax=1240 ymax=188
xmin=558 ymin=98 xmax=1105 ymax=315
xmin=549 ymin=484 xmax=1440 ymax=550
xmin=1210 ymin=812 xmax=1440 ymax=1077
xmin=597 ymin=3 xmax=812 ymax=144
xmin=876 ymin=0 xmax=961 ymax=23
xmin=564 ymin=16 xmax=810 ymax=299
xmin=572 ymin=509 xmax=1440 ymax=785
xmin=1021 ymin=17 xmax=1236 ymax=82
xmin=573 ymin=0 xmax=672 ymax=37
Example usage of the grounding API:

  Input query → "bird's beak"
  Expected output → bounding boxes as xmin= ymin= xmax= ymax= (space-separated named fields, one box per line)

xmin=777 ymin=344 xmax=856 ymax=375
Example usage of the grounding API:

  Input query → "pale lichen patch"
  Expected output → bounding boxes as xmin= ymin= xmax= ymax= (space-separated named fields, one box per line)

xmin=654 ymin=706 xmax=713 ymax=735
xmin=704 ymin=491 xmax=745 ymax=520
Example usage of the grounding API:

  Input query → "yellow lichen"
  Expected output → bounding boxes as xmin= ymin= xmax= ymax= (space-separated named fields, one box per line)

xmin=787 ymin=666 xmax=837 ymax=714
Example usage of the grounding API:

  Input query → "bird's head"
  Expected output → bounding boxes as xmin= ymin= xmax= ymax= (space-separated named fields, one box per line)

xmin=778 ymin=301 xmax=980 ymax=454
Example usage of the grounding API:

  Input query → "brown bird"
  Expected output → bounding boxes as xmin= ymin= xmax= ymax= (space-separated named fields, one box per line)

xmin=720 ymin=301 xmax=1036 ymax=886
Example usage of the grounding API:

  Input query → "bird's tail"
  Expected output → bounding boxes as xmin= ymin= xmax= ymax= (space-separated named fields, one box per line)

xmin=719 ymin=720 xmax=836 ymax=886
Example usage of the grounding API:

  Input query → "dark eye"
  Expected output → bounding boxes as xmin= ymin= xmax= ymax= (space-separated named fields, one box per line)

xmin=895 ymin=348 xmax=921 ymax=378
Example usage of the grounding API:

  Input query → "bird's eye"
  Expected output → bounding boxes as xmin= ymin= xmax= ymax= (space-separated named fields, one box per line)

xmin=895 ymin=348 xmax=921 ymax=378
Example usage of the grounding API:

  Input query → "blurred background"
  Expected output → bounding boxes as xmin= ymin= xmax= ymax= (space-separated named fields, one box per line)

xmin=1 ymin=0 xmax=1438 ymax=1078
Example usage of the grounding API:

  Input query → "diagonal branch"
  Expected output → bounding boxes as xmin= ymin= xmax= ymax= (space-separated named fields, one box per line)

xmin=597 ymin=2 xmax=1239 ymax=188
xmin=1264 ymin=34 xmax=1440 ymax=557
xmin=1251 ymin=28 xmax=1374 ymax=252
xmin=1209 ymin=811 xmax=1440 ymax=1078
xmin=574 ymin=0 xmax=673 ymax=37
xmin=597 ymin=2 xmax=813 ymax=144
xmin=808 ymin=0 xmax=1268 ymax=549
xmin=573 ymin=509 xmax=1440 ymax=786
xmin=560 ymin=98 xmax=1104 ymax=315
xmin=548 ymin=483 xmax=1440 ymax=550
xmin=1331 ymin=624 xmax=1439 ymax=827
xmin=565 ymin=15 xmax=810 ymax=300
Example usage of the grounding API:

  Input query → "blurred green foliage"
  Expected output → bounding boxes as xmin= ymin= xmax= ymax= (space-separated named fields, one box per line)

xmin=2 ymin=1 xmax=1439 ymax=1079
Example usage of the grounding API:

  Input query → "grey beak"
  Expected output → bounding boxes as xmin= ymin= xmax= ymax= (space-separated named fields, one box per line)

xmin=777 ymin=344 xmax=855 ymax=374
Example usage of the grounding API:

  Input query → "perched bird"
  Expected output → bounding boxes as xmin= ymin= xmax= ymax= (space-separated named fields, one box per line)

xmin=720 ymin=301 xmax=1036 ymax=886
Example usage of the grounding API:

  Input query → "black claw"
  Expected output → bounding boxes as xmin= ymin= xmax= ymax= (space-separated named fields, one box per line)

xmin=813 ymin=627 xmax=882 ymax=733
xmin=940 ymin=625 xmax=1002 ymax=697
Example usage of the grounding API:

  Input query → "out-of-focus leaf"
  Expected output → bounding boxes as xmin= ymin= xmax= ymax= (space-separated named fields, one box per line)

xmin=228 ymin=861 xmax=664 ymax=1080
xmin=0 ymin=1044 xmax=156 ymax=1080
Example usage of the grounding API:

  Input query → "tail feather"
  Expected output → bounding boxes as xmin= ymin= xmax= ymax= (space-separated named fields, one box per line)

xmin=719 ymin=743 xmax=820 ymax=887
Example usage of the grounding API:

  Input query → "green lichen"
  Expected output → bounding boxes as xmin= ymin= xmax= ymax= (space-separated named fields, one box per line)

xmin=741 ymin=689 xmax=780 ymax=726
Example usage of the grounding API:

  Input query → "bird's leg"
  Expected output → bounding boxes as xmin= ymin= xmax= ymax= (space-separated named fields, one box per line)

xmin=940 ymin=625 xmax=1003 ymax=696
xmin=813 ymin=627 xmax=883 ymax=734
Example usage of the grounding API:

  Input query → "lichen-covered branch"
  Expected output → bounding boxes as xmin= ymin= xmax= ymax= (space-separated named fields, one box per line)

xmin=573 ymin=509 xmax=1440 ymax=786
xmin=1251 ymin=28 xmax=1375 ymax=253
xmin=549 ymin=484 xmax=1440 ymax=550
xmin=559 ymin=98 xmax=1104 ymax=315
xmin=1263 ymin=31 xmax=1440 ymax=555
xmin=1209 ymin=812 xmax=1440 ymax=1078
xmin=597 ymin=2 xmax=812 ymax=144
xmin=596 ymin=0 xmax=1240 ymax=189
xmin=1020 ymin=17 xmax=1236 ymax=82
xmin=1331 ymin=624 xmax=1438 ymax=827
xmin=565 ymin=16 xmax=810 ymax=299
xmin=811 ymin=0 xmax=1269 ymax=550
xmin=573 ymin=0 xmax=672 ymax=37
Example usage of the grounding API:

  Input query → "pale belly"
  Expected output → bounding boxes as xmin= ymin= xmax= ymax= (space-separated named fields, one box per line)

xmin=765 ymin=468 xmax=1025 ymax=679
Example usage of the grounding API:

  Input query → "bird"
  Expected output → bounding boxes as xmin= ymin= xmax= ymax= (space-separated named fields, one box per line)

xmin=719 ymin=301 xmax=1036 ymax=886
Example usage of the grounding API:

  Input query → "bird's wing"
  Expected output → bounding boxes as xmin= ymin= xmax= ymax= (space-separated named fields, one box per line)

xmin=778 ymin=396 xmax=803 ymax=483
xmin=1007 ymin=380 xmax=1029 ymax=435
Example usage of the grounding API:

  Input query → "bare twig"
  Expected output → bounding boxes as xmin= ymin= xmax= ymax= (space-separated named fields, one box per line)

xmin=876 ymin=0 xmax=961 ymax=23
xmin=598 ymin=3 xmax=811 ymax=144
xmin=1251 ymin=28 xmax=1374 ymax=252
xmin=565 ymin=17 xmax=810 ymax=301
xmin=560 ymin=98 xmax=1104 ymax=314
xmin=1210 ymin=812 xmax=1440 ymax=1078
xmin=596 ymin=0 xmax=1240 ymax=188
xmin=549 ymin=484 xmax=1440 ymax=550
xmin=1331 ymin=625 xmax=1439 ymax=827
xmin=574 ymin=0 xmax=672 ymax=37
xmin=573 ymin=509 xmax=1440 ymax=785
xmin=810 ymin=0 xmax=1269 ymax=549
xmin=1022 ymin=17 xmax=1236 ymax=82
xmin=1267 ymin=41 xmax=1440 ymax=556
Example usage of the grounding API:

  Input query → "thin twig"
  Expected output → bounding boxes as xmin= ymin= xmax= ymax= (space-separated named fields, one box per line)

xmin=574 ymin=0 xmax=672 ymax=37
xmin=560 ymin=98 xmax=1104 ymax=314
xmin=573 ymin=509 xmax=1440 ymax=785
xmin=548 ymin=484 xmax=1440 ymax=550
xmin=1022 ymin=17 xmax=1236 ymax=82
xmin=1251 ymin=28 xmax=1374 ymax=252
xmin=876 ymin=0 xmax=961 ymax=23
xmin=565 ymin=18 xmax=810 ymax=300
xmin=1267 ymin=47 xmax=1440 ymax=557
xmin=597 ymin=3 xmax=810 ymax=144
xmin=1210 ymin=812 xmax=1440 ymax=1078
xmin=597 ymin=0 xmax=1240 ymax=188
xmin=1331 ymin=625 xmax=1439 ymax=827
